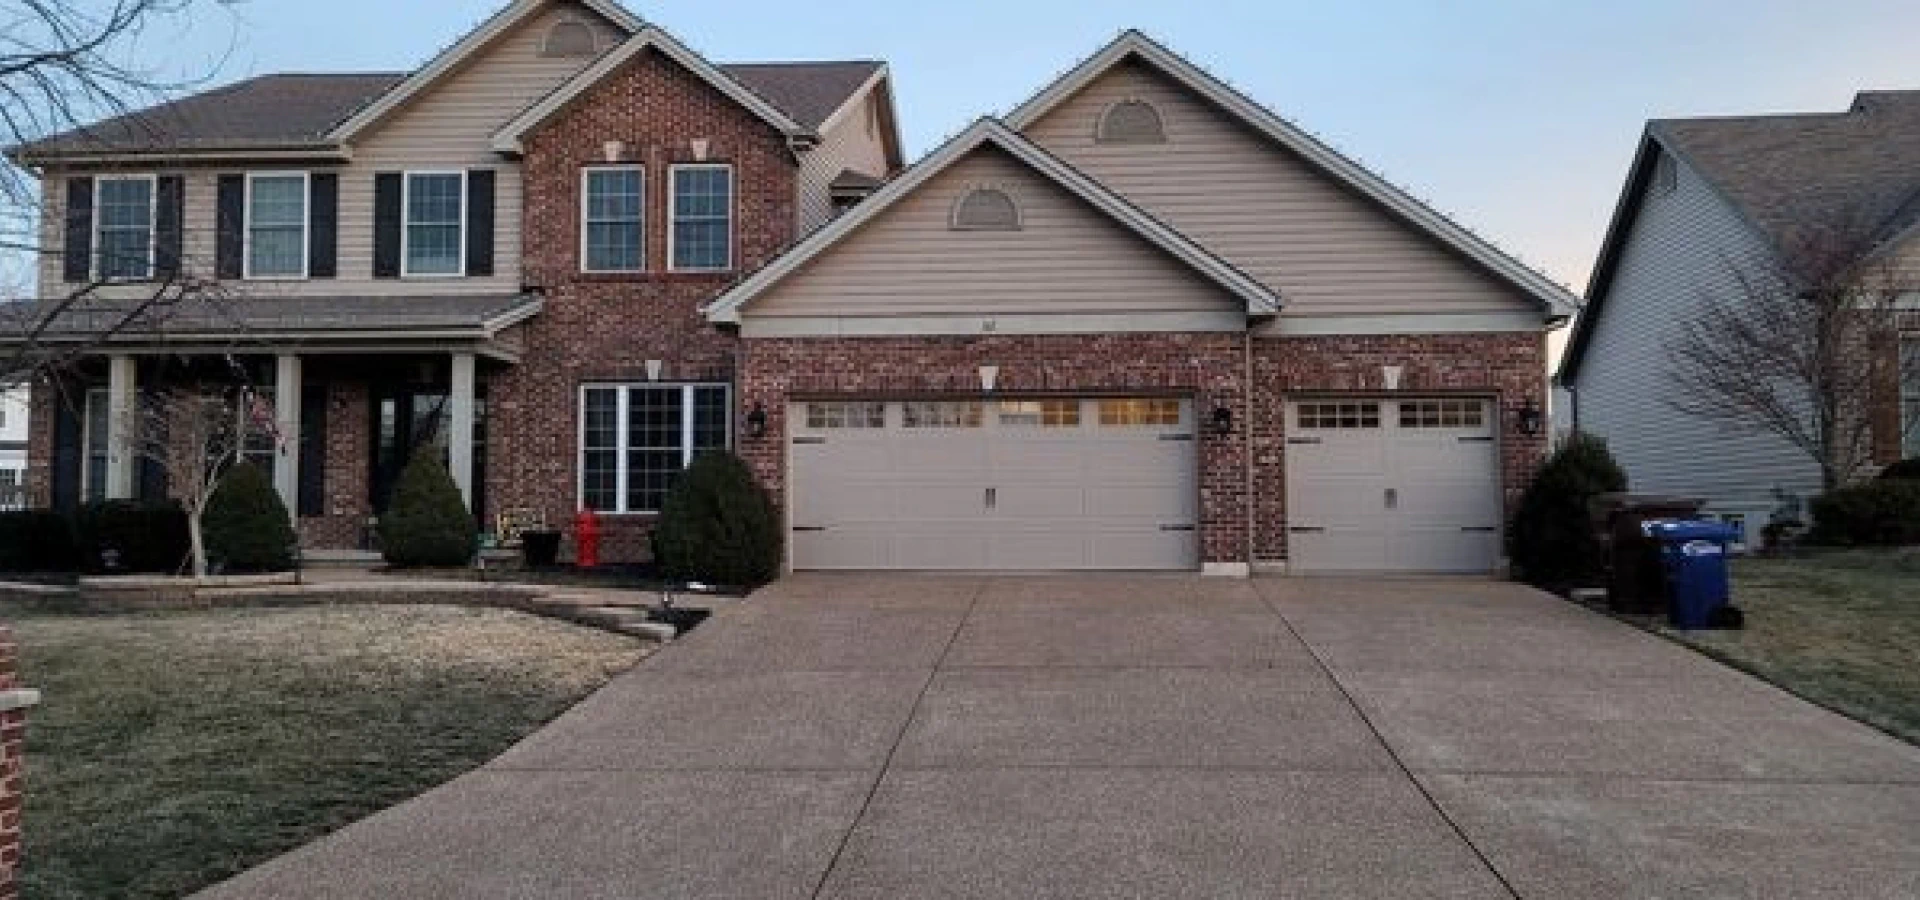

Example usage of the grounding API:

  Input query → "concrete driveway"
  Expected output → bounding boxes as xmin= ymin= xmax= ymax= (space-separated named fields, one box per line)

xmin=202 ymin=575 xmax=1920 ymax=899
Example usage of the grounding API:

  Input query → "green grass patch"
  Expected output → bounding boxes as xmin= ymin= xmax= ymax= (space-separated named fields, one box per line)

xmin=1659 ymin=550 xmax=1920 ymax=745
xmin=3 ymin=603 xmax=649 ymax=899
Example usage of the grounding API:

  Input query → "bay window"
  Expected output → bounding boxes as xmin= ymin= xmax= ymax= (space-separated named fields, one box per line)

xmin=580 ymin=384 xmax=729 ymax=513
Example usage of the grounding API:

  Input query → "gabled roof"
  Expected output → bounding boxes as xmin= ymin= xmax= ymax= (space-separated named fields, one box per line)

xmin=723 ymin=61 xmax=887 ymax=131
xmin=1003 ymin=30 xmax=1578 ymax=322
xmin=1559 ymin=90 xmax=1920 ymax=383
xmin=0 ymin=293 xmax=542 ymax=342
xmin=8 ymin=74 xmax=403 ymax=163
xmin=328 ymin=0 xmax=645 ymax=142
xmin=704 ymin=118 xmax=1283 ymax=323
xmin=492 ymin=27 xmax=826 ymax=153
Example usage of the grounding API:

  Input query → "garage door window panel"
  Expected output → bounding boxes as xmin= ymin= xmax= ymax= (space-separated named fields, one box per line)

xmin=1398 ymin=399 xmax=1484 ymax=429
xmin=578 ymin=384 xmax=729 ymax=514
xmin=1098 ymin=398 xmax=1182 ymax=427
xmin=903 ymin=401 xmax=983 ymax=428
xmin=1296 ymin=401 xmax=1379 ymax=429
xmin=997 ymin=400 xmax=1079 ymax=427
xmin=805 ymin=401 xmax=885 ymax=429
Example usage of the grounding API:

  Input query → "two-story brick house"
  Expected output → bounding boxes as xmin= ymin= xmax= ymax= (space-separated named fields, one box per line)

xmin=6 ymin=0 xmax=902 ymax=557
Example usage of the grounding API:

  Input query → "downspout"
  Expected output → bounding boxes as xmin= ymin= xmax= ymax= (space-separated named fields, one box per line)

xmin=1243 ymin=326 xmax=1256 ymax=574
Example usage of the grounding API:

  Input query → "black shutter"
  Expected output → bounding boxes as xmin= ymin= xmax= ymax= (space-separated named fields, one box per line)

xmin=466 ymin=169 xmax=495 ymax=276
xmin=298 ymin=383 xmax=327 ymax=517
xmin=373 ymin=172 xmax=402 ymax=278
xmin=308 ymin=173 xmax=339 ymax=278
xmin=51 ymin=391 xmax=82 ymax=514
xmin=216 ymin=174 xmax=245 ymax=279
xmin=154 ymin=175 xmax=184 ymax=278
xmin=63 ymin=177 xmax=93 ymax=282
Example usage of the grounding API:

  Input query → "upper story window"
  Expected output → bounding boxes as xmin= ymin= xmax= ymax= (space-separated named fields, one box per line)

xmin=582 ymin=166 xmax=643 ymax=273
xmin=669 ymin=164 xmax=733 ymax=272
xmin=245 ymin=172 xmax=309 ymax=279
xmin=541 ymin=18 xmax=598 ymax=57
xmin=950 ymin=187 xmax=1020 ymax=231
xmin=1096 ymin=100 xmax=1166 ymax=144
xmin=404 ymin=172 xmax=464 ymax=277
xmin=95 ymin=175 xmax=155 ymax=280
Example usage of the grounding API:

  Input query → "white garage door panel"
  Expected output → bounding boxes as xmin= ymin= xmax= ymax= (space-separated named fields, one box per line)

xmin=1285 ymin=398 xmax=1501 ymax=574
xmin=790 ymin=398 xmax=1196 ymax=571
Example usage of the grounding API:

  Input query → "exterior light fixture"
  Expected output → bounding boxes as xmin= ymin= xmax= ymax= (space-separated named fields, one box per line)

xmin=1210 ymin=405 xmax=1234 ymax=436
xmin=746 ymin=404 xmax=768 ymax=439
xmin=1516 ymin=398 xmax=1543 ymax=436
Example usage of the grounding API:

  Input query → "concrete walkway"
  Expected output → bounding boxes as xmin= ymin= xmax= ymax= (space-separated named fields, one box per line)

xmin=201 ymin=575 xmax=1920 ymax=899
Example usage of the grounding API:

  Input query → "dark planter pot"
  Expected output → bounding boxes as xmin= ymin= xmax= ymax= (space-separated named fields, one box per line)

xmin=522 ymin=530 xmax=562 ymax=568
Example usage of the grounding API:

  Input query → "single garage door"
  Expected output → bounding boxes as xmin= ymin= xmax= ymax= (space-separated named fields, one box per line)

xmin=1283 ymin=397 xmax=1502 ymax=573
xmin=789 ymin=397 xmax=1197 ymax=570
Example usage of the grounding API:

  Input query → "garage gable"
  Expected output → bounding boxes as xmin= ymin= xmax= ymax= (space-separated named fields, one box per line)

xmin=705 ymin=119 xmax=1280 ymax=334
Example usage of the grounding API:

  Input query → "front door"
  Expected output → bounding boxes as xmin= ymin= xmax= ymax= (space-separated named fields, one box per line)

xmin=370 ymin=386 xmax=486 ymax=518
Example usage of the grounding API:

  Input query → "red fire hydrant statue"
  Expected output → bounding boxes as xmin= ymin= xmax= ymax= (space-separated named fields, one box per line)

xmin=574 ymin=508 xmax=601 ymax=569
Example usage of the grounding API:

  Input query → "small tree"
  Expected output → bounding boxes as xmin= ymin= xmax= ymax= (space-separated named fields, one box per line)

xmin=1510 ymin=432 xmax=1628 ymax=590
xmin=203 ymin=463 xmax=295 ymax=572
xmin=377 ymin=455 xmax=476 ymax=568
xmin=652 ymin=450 xmax=782 ymax=587
xmin=125 ymin=387 xmax=273 ymax=578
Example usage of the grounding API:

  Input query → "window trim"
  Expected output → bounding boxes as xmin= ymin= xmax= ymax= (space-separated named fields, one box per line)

xmin=578 ymin=165 xmax=646 ymax=274
xmin=400 ymin=169 xmax=467 ymax=279
xmin=92 ymin=173 xmax=158 ymax=281
xmin=242 ymin=170 xmax=311 ymax=281
xmin=576 ymin=382 xmax=732 ymax=515
xmin=667 ymin=162 xmax=735 ymax=273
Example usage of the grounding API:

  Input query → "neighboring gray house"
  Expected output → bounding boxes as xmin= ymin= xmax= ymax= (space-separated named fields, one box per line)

xmin=1558 ymin=91 xmax=1920 ymax=543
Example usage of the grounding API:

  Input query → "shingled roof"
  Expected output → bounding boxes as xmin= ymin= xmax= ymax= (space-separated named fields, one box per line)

xmin=719 ymin=61 xmax=882 ymax=130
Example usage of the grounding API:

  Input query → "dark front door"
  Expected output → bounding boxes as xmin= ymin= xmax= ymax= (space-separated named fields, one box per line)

xmin=370 ymin=385 xmax=486 ymax=520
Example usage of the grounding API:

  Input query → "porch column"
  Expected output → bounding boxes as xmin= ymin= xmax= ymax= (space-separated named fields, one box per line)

xmin=448 ymin=352 xmax=476 ymax=510
xmin=104 ymin=355 xmax=136 ymax=500
xmin=272 ymin=354 xmax=302 ymax=520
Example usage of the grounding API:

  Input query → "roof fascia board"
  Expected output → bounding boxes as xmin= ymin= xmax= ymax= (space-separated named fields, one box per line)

xmin=703 ymin=118 xmax=1280 ymax=323
xmin=329 ymin=0 xmax=645 ymax=143
xmin=492 ymin=26 xmax=807 ymax=153
xmin=1004 ymin=31 xmax=1578 ymax=320
xmin=11 ymin=146 xmax=354 ymax=167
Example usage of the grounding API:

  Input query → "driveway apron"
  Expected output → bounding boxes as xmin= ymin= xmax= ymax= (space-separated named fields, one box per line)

xmin=200 ymin=574 xmax=1920 ymax=899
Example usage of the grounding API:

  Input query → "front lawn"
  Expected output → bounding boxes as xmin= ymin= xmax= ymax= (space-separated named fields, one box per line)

xmin=3 ymin=602 xmax=650 ymax=899
xmin=1661 ymin=551 xmax=1920 ymax=744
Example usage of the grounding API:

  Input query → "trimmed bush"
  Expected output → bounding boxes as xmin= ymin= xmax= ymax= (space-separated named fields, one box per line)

xmin=75 ymin=500 xmax=190 ymax=574
xmin=1808 ymin=480 xmax=1920 ymax=546
xmin=1509 ymin=432 xmax=1629 ymax=589
xmin=1877 ymin=458 xmax=1920 ymax=481
xmin=651 ymin=449 xmax=782 ymax=587
xmin=0 ymin=510 xmax=79 ymax=573
xmin=376 ymin=455 xmax=477 ymax=568
xmin=203 ymin=464 xmax=296 ymax=573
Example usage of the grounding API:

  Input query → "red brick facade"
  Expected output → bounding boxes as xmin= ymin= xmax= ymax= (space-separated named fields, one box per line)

xmin=0 ymin=626 xmax=30 ymax=900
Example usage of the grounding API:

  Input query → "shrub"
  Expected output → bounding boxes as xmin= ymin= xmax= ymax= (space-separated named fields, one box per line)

xmin=203 ymin=464 xmax=296 ymax=573
xmin=651 ymin=450 xmax=782 ymax=587
xmin=74 ymin=500 xmax=190 ymax=574
xmin=377 ymin=455 xmax=476 ymax=568
xmin=1808 ymin=480 xmax=1920 ymax=546
xmin=0 ymin=510 xmax=79 ymax=573
xmin=1877 ymin=458 xmax=1920 ymax=481
xmin=1508 ymin=431 xmax=1629 ymax=589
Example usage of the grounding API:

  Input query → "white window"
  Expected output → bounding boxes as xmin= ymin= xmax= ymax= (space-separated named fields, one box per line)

xmin=951 ymin=188 xmax=1020 ymax=231
xmin=581 ymin=166 xmax=643 ymax=272
xmin=579 ymin=384 xmax=730 ymax=514
xmin=95 ymin=175 xmax=156 ymax=280
xmin=669 ymin=164 xmax=732 ymax=271
xmin=403 ymin=172 xmax=464 ymax=276
xmin=1902 ymin=339 xmax=1919 ymax=458
xmin=245 ymin=172 xmax=309 ymax=279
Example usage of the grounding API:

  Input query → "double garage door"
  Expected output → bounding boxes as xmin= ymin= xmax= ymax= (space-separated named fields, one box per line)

xmin=789 ymin=397 xmax=1198 ymax=570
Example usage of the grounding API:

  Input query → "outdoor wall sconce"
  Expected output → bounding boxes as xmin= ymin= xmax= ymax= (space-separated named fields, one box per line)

xmin=1516 ymin=398 xmax=1543 ymax=436
xmin=746 ymin=404 xmax=768 ymax=439
xmin=1210 ymin=405 xmax=1234 ymax=436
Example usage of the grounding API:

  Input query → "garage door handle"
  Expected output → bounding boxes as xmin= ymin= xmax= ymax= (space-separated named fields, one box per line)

xmin=793 ymin=436 xmax=827 ymax=445
xmin=1460 ymin=526 xmax=1497 ymax=533
xmin=792 ymin=525 xmax=827 ymax=532
xmin=1159 ymin=524 xmax=1196 ymax=532
xmin=1457 ymin=436 xmax=1494 ymax=443
xmin=1287 ymin=437 xmax=1322 ymax=445
xmin=1289 ymin=526 xmax=1325 ymax=533
xmin=1159 ymin=433 xmax=1194 ymax=442
xmin=1384 ymin=488 xmax=1398 ymax=510
xmin=985 ymin=487 xmax=996 ymax=509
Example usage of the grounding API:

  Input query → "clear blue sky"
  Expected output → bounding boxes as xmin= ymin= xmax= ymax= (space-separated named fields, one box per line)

xmin=94 ymin=0 xmax=1920 ymax=290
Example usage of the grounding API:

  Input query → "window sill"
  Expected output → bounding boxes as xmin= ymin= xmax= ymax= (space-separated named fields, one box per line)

xmin=572 ymin=271 xmax=733 ymax=284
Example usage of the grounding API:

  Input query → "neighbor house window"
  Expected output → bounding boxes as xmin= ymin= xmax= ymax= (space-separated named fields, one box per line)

xmin=95 ymin=175 xmax=156 ymax=279
xmin=581 ymin=166 xmax=643 ymax=272
xmin=951 ymin=188 xmax=1020 ymax=231
xmin=245 ymin=172 xmax=309 ymax=278
xmin=403 ymin=172 xmax=464 ymax=276
xmin=1096 ymin=100 xmax=1166 ymax=144
xmin=669 ymin=164 xmax=732 ymax=271
xmin=1903 ymin=339 xmax=1920 ymax=458
xmin=579 ymin=384 xmax=729 ymax=513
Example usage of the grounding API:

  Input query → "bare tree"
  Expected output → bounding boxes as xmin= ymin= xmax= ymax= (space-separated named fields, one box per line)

xmin=1665 ymin=222 xmax=1920 ymax=490
xmin=123 ymin=383 xmax=272 ymax=577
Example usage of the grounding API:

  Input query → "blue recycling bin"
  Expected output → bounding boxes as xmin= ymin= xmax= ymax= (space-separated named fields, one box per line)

xmin=1642 ymin=519 xmax=1739 ymax=629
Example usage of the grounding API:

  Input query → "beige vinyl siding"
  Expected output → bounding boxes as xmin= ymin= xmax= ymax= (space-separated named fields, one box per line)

xmin=1021 ymin=61 xmax=1539 ymax=318
xmin=750 ymin=146 xmax=1243 ymax=319
xmin=796 ymin=90 xmax=892 ymax=235
xmin=36 ymin=1 xmax=621 ymax=299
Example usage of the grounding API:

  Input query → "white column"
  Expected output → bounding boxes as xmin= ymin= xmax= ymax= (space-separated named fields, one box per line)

xmin=104 ymin=355 xmax=136 ymax=500
xmin=448 ymin=352 xmax=476 ymax=511
xmin=272 ymin=355 xmax=302 ymax=519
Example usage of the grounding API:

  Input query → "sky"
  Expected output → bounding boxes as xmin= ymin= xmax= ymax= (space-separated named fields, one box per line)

xmin=34 ymin=0 xmax=1920 ymax=294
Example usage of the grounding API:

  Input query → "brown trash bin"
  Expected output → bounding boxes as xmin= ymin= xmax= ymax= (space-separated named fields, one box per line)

xmin=1589 ymin=493 xmax=1706 ymax=614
